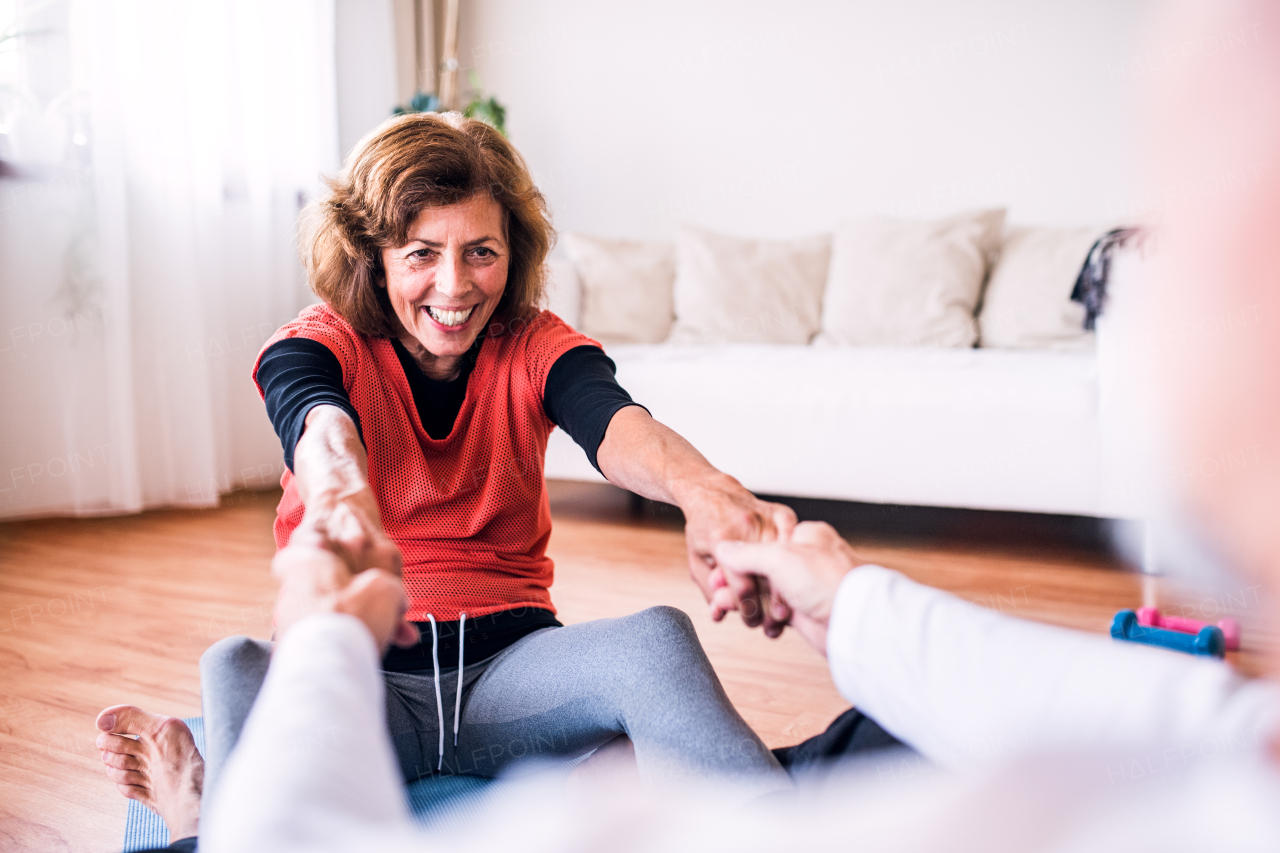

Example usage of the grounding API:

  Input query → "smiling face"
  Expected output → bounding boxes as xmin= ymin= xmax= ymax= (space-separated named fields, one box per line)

xmin=380 ymin=194 xmax=509 ymax=380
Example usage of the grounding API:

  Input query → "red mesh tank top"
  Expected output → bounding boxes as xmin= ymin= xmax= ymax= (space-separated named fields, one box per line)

xmin=253 ymin=304 xmax=600 ymax=621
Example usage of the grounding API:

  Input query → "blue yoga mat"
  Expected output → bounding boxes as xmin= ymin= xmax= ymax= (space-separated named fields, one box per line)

xmin=122 ymin=717 xmax=495 ymax=852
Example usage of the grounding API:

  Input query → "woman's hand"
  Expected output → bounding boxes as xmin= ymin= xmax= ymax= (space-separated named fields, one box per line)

xmin=285 ymin=502 xmax=419 ymax=648
xmin=594 ymin=406 xmax=798 ymax=635
xmin=294 ymin=485 xmax=403 ymax=575
xmin=678 ymin=473 xmax=798 ymax=636
xmin=710 ymin=521 xmax=866 ymax=655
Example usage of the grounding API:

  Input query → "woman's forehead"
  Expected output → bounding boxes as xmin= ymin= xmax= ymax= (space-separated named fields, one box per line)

xmin=406 ymin=194 xmax=506 ymax=243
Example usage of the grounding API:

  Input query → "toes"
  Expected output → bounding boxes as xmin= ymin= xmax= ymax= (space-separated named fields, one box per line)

xmin=96 ymin=707 xmax=121 ymax=732
xmin=96 ymin=704 xmax=139 ymax=732
xmin=96 ymin=707 xmax=197 ymax=760
xmin=152 ymin=717 xmax=198 ymax=756
xmin=106 ymin=766 xmax=148 ymax=787
xmin=97 ymin=704 xmax=168 ymax=737
xmin=101 ymin=750 xmax=141 ymax=771
xmin=116 ymin=783 xmax=148 ymax=801
xmin=97 ymin=732 xmax=143 ymax=755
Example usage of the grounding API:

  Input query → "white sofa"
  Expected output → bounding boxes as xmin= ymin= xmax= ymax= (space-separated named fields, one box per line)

xmin=543 ymin=222 xmax=1147 ymax=520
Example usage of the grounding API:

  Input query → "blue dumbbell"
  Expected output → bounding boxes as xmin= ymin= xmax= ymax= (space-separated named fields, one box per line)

xmin=1111 ymin=609 xmax=1225 ymax=658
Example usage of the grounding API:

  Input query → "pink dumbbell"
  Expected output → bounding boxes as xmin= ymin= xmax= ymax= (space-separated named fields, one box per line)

xmin=1137 ymin=607 xmax=1240 ymax=651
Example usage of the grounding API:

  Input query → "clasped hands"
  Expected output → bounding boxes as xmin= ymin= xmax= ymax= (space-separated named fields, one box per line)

xmin=683 ymin=483 xmax=864 ymax=656
xmin=273 ymin=488 xmax=419 ymax=653
xmin=273 ymin=478 xmax=863 ymax=658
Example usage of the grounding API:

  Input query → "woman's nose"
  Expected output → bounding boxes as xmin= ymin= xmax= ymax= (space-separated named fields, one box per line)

xmin=434 ymin=252 xmax=468 ymax=298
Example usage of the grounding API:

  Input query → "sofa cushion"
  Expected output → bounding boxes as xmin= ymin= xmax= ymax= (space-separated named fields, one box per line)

xmin=978 ymin=226 xmax=1100 ymax=351
xmin=667 ymin=225 xmax=831 ymax=345
xmin=543 ymin=251 xmax=582 ymax=329
xmin=816 ymin=209 xmax=1005 ymax=348
xmin=563 ymin=232 xmax=675 ymax=344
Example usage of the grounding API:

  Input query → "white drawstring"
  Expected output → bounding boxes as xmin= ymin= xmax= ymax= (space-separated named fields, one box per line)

xmin=426 ymin=615 xmax=445 ymax=771
xmin=425 ymin=614 xmax=468 ymax=771
xmin=454 ymin=613 xmax=466 ymax=747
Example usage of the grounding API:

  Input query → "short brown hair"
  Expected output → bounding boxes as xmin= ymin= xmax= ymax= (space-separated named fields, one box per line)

xmin=301 ymin=112 xmax=552 ymax=338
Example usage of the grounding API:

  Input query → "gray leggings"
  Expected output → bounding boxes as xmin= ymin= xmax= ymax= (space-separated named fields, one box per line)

xmin=200 ymin=606 xmax=787 ymax=800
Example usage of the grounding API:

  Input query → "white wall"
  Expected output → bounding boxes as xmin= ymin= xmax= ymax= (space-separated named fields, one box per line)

xmin=335 ymin=0 xmax=399 ymax=159
xmin=457 ymin=0 xmax=1154 ymax=239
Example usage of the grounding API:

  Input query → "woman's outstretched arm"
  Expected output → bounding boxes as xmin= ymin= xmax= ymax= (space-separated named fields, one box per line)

xmin=595 ymin=405 xmax=797 ymax=636
xmin=291 ymin=405 xmax=404 ymax=574
xmin=254 ymin=337 xmax=401 ymax=574
xmin=289 ymin=406 xmax=417 ymax=646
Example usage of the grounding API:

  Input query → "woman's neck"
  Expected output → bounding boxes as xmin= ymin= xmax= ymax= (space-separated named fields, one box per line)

xmin=397 ymin=334 xmax=463 ymax=382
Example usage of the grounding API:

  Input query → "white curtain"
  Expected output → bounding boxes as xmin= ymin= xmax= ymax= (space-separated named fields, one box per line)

xmin=0 ymin=0 xmax=338 ymax=518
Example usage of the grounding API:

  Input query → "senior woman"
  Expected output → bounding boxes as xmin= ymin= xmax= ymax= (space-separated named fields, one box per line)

xmin=130 ymin=111 xmax=797 ymax=820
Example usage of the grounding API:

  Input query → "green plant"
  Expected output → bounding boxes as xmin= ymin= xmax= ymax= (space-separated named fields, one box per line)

xmin=463 ymin=95 xmax=505 ymax=135
xmin=393 ymin=90 xmax=440 ymax=115
xmin=462 ymin=70 xmax=506 ymax=135
xmin=389 ymin=72 xmax=507 ymax=136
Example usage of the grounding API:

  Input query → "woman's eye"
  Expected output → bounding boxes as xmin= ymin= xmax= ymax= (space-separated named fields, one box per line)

xmin=471 ymin=247 xmax=496 ymax=259
xmin=409 ymin=249 xmax=433 ymax=260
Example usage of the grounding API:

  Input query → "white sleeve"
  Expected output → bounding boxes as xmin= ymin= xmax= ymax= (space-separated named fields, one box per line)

xmin=826 ymin=565 xmax=1280 ymax=768
xmin=201 ymin=613 xmax=422 ymax=853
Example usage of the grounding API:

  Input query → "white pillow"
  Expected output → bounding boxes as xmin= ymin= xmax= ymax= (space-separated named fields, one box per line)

xmin=562 ymin=232 xmax=675 ymax=344
xmin=816 ymin=209 xmax=1006 ymax=348
xmin=978 ymin=226 xmax=1101 ymax=351
xmin=667 ymin=225 xmax=831 ymax=345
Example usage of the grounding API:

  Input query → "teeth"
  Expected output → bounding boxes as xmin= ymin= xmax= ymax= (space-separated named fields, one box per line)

xmin=427 ymin=306 xmax=475 ymax=327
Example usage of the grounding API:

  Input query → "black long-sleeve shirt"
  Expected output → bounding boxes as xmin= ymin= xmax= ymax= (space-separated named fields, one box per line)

xmin=255 ymin=337 xmax=643 ymax=474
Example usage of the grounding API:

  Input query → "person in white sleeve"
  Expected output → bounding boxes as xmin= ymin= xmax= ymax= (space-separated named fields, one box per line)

xmin=98 ymin=0 xmax=1280 ymax=849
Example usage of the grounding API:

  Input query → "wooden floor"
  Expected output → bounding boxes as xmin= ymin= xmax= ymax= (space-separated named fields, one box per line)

xmin=0 ymin=483 xmax=1266 ymax=852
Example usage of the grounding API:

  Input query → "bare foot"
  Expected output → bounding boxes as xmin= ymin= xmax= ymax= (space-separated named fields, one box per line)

xmin=96 ymin=705 xmax=203 ymax=840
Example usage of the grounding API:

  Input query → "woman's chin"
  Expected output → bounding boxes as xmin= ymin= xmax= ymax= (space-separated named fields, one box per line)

xmin=408 ymin=327 xmax=480 ymax=359
xmin=420 ymin=338 xmax=471 ymax=359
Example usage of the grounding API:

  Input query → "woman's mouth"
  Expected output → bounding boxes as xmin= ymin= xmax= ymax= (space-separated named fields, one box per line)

xmin=425 ymin=305 xmax=476 ymax=328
